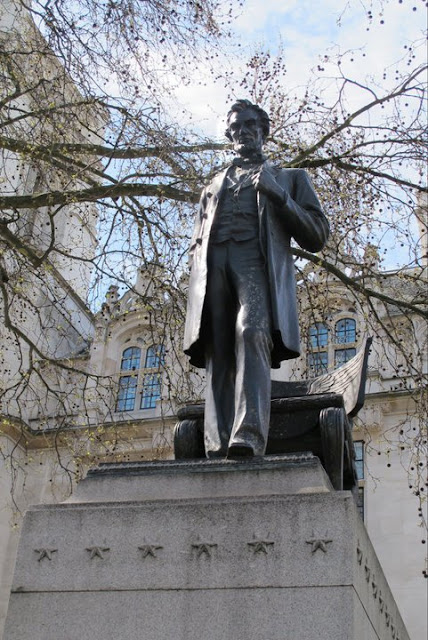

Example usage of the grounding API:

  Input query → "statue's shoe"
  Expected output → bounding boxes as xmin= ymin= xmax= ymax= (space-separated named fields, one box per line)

xmin=226 ymin=445 xmax=255 ymax=459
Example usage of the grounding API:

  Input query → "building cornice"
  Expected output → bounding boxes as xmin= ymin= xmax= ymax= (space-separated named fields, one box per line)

xmin=0 ymin=414 xmax=176 ymax=452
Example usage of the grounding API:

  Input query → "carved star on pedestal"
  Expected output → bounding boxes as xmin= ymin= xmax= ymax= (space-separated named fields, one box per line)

xmin=138 ymin=545 xmax=163 ymax=559
xmin=34 ymin=548 xmax=57 ymax=561
xmin=86 ymin=546 xmax=110 ymax=559
xmin=247 ymin=540 xmax=274 ymax=555
xmin=356 ymin=541 xmax=363 ymax=565
xmin=192 ymin=543 xmax=217 ymax=558
xmin=305 ymin=537 xmax=332 ymax=554
xmin=378 ymin=592 xmax=384 ymax=613
xmin=364 ymin=561 xmax=371 ymax=582
xmin=385 ymin=608 xmax=391 ymax=628
xmin=371 ymin=575 xmax=378 ymax=598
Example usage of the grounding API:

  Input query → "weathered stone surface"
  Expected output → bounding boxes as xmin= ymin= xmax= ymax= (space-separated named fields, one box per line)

xmin=5 ymin=589 xmax=379 ymax=640
xmin=68 ymin=453 xmax=332 ymax=503
xmin=4 ymin=456 xmax=409 ymax=640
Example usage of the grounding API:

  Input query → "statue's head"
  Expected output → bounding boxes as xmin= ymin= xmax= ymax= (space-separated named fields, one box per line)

xmin=225 ymin=99 xmax=270 ymax=157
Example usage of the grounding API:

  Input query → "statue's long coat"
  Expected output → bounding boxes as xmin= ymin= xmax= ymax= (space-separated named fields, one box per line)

xmin=183 ymin=163 xmax=329 ymax=369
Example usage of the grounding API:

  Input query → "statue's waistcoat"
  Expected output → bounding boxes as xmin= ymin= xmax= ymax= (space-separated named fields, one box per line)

xmin=210 ymin=170 xmax=259 ymax=244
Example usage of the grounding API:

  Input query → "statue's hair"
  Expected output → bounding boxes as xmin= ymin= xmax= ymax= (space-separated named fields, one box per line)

xmin=225 ymin=99 xmax=270 ymax=141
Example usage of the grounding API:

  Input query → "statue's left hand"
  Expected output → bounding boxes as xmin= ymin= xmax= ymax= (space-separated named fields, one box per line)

xmin=251 ymin=166 xmax=284 ymax=204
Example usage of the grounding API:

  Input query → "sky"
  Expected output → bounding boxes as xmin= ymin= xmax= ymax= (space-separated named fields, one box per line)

xmin=170 ymin=0 xmax=427 ymax=138
xmin=164 ymin=0 xmax=427 ymax=271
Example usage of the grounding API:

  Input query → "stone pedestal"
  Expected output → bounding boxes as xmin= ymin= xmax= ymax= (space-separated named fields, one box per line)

xmin=4 ymin=455 xmax=409 ymax=640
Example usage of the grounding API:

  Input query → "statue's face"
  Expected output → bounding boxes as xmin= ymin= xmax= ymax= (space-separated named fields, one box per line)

xmin=227 ymin=108 xmax=264 ymax=157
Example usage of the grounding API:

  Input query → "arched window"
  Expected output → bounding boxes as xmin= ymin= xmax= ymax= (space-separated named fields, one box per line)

xmin=334 ymin=318 xmax=356 ymax=367
xmin=116 ymin=347 xmax=141 ymax=412
xmin=115 ymin=344 xmax=164 ymax=413
xmin=120 ymin=346 xmax=141 ymax=371
xmin=335 ymin=318 xmax=356 ymax=344
xmin=307 ymin=316 xmax=358 ymax=374
xmin=144 ymin=344 xmax=165 ymax=368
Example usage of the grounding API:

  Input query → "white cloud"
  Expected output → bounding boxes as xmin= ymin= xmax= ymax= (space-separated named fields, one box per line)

xmin=164 ymin=0 xmax=425 ymax=137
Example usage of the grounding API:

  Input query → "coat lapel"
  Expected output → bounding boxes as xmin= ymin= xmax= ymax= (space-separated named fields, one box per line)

xmin=206 ymin=167 xmax=229 ymax=202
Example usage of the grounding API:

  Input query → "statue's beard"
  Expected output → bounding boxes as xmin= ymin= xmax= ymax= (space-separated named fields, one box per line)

xmin=235 ymin=141 xmax=262 ymax=158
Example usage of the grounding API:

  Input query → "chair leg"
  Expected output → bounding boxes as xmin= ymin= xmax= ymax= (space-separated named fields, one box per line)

xmin=173 ymin=419 xmax=205 ymax=459
xmin=319 ymin=407 xmax=345 ymax=490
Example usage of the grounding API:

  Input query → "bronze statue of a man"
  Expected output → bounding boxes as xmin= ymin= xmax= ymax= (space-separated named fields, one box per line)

xmin=183 ymin=99 xmax=329 ymax=459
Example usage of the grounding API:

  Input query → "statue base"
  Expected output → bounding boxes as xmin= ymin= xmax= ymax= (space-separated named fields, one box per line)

xmin=4 ymin=455 xmax=409 ymax=640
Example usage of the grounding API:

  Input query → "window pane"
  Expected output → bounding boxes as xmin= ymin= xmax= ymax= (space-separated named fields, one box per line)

xmin=145 ymin=344 xmax=165 ymax=368
xmin=309 ymin=323 xmax=328 ymax=348
xmin=334 ymin=348 xmax=356 ymax=369
xmin=116 ymin=375 xmax=137 ymax=411
xmin=120 ymin=347 xmax=141 ymax=371
xmin=335 ymin=318 xmax=356 ymax=344
xmin=356 ymin=487 xmax=365 ymax=521
xmin=140 ymin=373 xmax=161 ymax=409
xmin=308 ymin=351 xmax=328 ymax=376
xmin=354 ymin=441 xmax=364 ymax=480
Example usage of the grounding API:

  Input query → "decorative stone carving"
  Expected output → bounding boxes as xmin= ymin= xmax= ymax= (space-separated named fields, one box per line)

xmin=138 ymin=545 xmax=163 ymax=559
xmin=385 ymin=607 xmax=391 ymax=628
xmin=191 ymin=543 xmax=217 ymax=558
xmin=247 ymin=540 xmax=274 ymax=554
xmin=364 ymin=561 xmax=371 ymax=582
xmin=305 ymin=535 xmax=332 ymax=554
xmin=34 ymin=548 xmax=57 ymax=561
xmin=85 ymin=547 xmax=110 ymax=559
xmin=371 ymin=575 xmax=378 ymax=598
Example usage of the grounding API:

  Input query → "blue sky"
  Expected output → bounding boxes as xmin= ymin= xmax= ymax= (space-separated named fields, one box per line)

xmin=170 ymin=0 xmax=427 ymax=137
xmin=163 ymin=0 xmax=426 ymax=270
